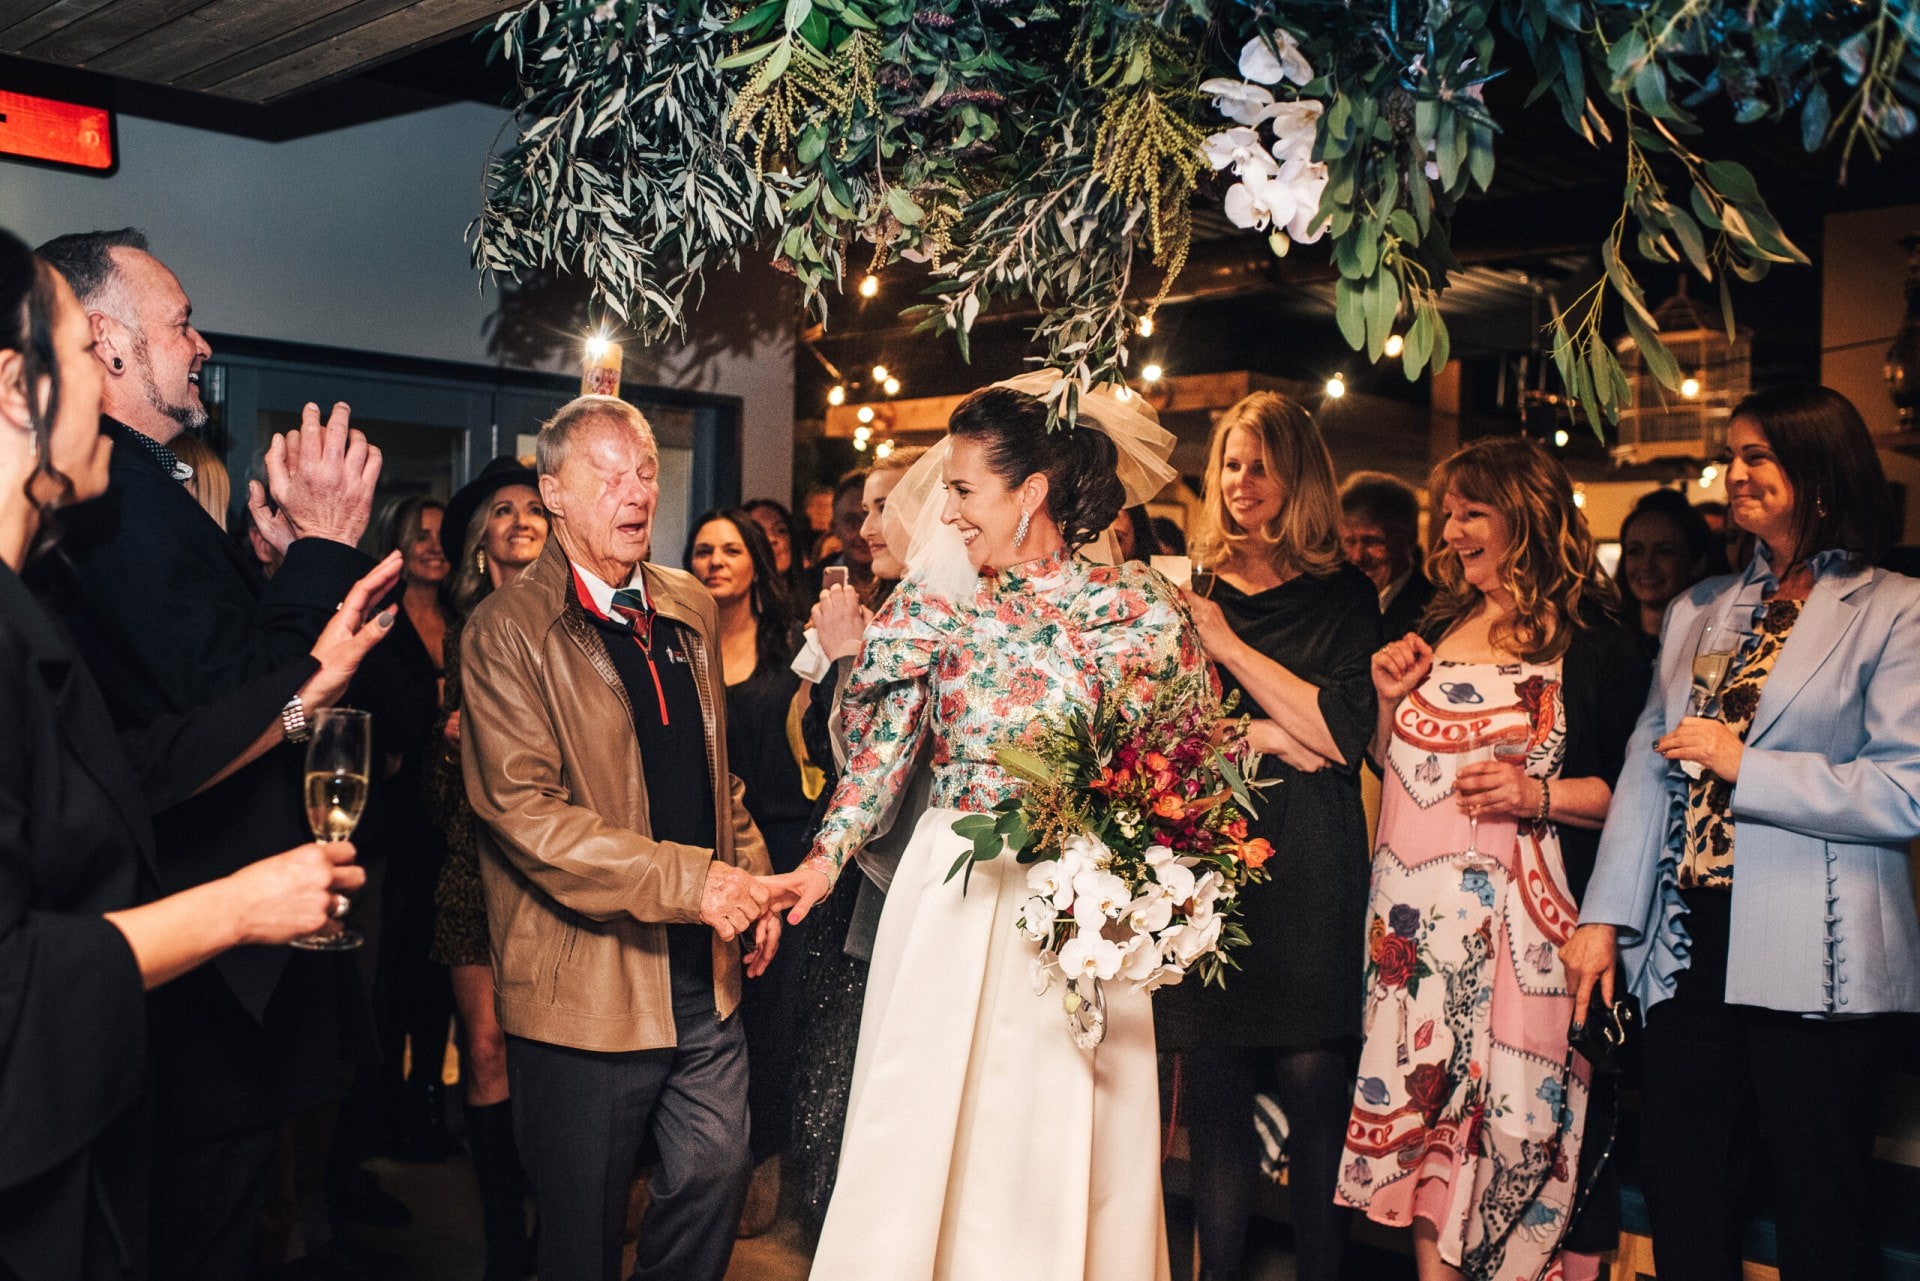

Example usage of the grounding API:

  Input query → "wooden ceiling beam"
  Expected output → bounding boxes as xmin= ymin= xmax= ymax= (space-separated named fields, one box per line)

xmin=14 ymin=0 xmax=199 ymax=64
xmin=87 ymin=0 xmax=378 ymax=80
xmin=0 ymin=0 xmax=116 ymax=50
xmin=172 ymin=0 xmax=415 ymax=91
xmin=198 ymin=0 xmax=507 ymax=101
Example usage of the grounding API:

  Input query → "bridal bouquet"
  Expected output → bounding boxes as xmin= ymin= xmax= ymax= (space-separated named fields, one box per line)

xmin=947 ymin=668 xmax=1271 ymax=1046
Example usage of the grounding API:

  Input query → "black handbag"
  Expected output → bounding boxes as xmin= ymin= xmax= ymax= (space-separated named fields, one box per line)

xmin=1568 ymin=989 xmax=1640 ymax=1074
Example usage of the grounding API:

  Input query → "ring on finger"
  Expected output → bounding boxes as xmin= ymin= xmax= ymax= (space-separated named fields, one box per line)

xmin=330 ymin=893 xmax=352 ymax=919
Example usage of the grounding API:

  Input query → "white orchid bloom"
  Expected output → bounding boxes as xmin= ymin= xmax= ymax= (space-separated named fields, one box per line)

xmin=1030 ymin=950 xmax=1060 ymax=995
xmin=1059 ymin=932 xmax=1125 ymax=982
xmin=1018 ymin=896 xmax=1058 ymax=942
xmin=1152 ymin=859 xmax=1197 ymax=906
xmin=1060 ymin=834 xmax=1107 ymax=877
xmin=1189 ymin=869 xmax=1225 ymax=920
xmin=1198 ymin=77 xmax=1276 ymax=127
xmin=1142 ymin=961 xmax=1188 ymax=992
xmin=1276 ymin=158 xmax=1331 ymax=244
xmin=1027 ymin=859 xmax=1075 ymax=910
xmin=1223 ymin=173 xmax=1298 ymax=233
xmin=1267 ymin=100 xmax=1324 ymax=163
xmin=1119 ymin=934 xmax=1164 ymax=984
xmin=1072 ymin=868 xmax=1132 ymax=920
xmin=1170 ymin=913 xmax=1225 ymax=967
xmin=1145 ymin=844 xmax=1177 ymax=869
xmin=1125 ymin=893 xmax=1176 ymax=935
xmin=1239 ymin=32 xmax=1313 ymax=87
xmin=1202 ymin=128 xmax=1281 ymax=180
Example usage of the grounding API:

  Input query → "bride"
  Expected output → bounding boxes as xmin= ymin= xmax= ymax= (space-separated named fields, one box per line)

xmin=763 ymin=376 xmax=1200 ymax=1279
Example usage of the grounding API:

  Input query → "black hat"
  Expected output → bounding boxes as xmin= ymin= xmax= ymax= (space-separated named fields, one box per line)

xmin=442 ymin=456 xmax=540 ymax=563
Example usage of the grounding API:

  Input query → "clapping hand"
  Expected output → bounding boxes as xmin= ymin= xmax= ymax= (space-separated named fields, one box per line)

xmin=298 ymin=552 xmax=403 ymax=711
xmin=811 ymin=584 xmax=872 ymax=663
xmin=255 ymin=401 xmax=382 ymax=550
xmin=1372 ymin=633 xmax=1434 ymax=704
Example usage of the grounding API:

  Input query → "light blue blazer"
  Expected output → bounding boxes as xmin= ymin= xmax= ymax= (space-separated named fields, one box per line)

xmin=1582 ymin=549 xmax=1920 ymax=1016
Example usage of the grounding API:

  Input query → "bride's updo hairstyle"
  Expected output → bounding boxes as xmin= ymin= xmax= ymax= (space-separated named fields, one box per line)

xmin=947 ymin=387 xmax=1125 ymax=551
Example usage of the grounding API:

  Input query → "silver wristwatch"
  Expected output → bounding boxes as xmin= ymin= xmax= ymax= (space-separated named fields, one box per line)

xmin=282 ymin=695 xmax=311 ymax=743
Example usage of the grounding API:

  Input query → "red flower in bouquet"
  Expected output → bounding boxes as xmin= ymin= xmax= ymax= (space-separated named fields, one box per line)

xmin=1238 ymin=838 xmax=1274 ymax=870
xmin=1373 ymin=932 xmax=1418 ymax=989
xmin=1152 ymin=793 xmax=1187 ymax=820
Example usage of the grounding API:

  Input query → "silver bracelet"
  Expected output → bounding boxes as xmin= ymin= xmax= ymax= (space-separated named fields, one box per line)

xmin=281 ymin=695 xmax=310 ymax=743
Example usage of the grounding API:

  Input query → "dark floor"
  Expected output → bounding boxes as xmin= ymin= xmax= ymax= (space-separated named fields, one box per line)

xmin=330 ymin=1154 xmax=1416 ymax=1281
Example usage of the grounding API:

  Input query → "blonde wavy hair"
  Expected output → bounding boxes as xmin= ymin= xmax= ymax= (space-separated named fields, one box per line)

xmin=1190 ymin=391 xmax=1344 ymax=580
xmin=1423 ymin=436 xmax=1616 ymax=663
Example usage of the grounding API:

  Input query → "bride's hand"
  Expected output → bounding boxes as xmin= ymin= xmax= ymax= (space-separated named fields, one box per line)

xmin=760 ymin=866 xmax=831 ymax=924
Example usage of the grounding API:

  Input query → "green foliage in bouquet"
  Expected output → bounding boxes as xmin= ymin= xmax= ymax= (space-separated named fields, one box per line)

xmin=474 ymin=0 xmax=1920 ymax=431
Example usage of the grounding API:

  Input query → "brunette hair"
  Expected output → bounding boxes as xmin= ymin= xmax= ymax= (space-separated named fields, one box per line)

xmin=684 ymin=508 xmax=791 ymax=671
xmin=1340 ymin=470 xmax=1421 ymax=551
xmin=1191 ymin=391 xmax=1344 ymax=579
xmin=945 ymin=387 xmax=1124 ymax=549
xmin=1423 ymin=436 xmax=1616 ymax=663
xmin=1 ymin=230 xmax=71 ymax=561
xmin=1729 ymin=385 xmax=1896 ymax=568
xmin=170 ymin=434 xmax=230 ymax=525
xmin=381 ymin=495 xmax=446 ymax=560
xmin=1618 ymin=487 xmax=1718 ymax=588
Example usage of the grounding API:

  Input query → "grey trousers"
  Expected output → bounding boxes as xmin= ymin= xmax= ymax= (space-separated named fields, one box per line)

xmin=507 ymin=1011 xmax=751 ymax=1281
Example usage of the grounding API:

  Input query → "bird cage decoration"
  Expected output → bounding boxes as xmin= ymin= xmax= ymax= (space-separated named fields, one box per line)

xmin=1610 ymin=288 xmax=1752 ymax=466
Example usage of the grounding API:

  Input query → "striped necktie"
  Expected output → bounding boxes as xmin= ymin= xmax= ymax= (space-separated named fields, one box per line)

xmin=609 ymin=585 xmax=654 ymax=650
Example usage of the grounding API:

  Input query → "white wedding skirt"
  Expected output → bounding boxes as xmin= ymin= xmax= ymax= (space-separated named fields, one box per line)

xmin=809 ymin=808 xmax=1171 ymax=1281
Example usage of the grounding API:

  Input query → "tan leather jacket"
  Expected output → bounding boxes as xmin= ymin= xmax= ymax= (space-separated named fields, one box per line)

xmin=460 ymin=539 xmax=770 ymax=1052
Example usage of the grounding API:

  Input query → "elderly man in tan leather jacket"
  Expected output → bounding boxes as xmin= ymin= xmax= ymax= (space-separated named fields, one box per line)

xmin=461 ymin=395 xmax=776 ymax=1281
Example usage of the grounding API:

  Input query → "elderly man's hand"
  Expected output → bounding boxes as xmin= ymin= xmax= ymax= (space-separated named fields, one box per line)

xmin=699 ymin=860 xmax=770 ymax=942
xmin=266 ymin=401 xmax=382 ymax=547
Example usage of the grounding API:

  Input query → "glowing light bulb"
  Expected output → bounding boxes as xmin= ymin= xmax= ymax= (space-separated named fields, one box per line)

xmin=859 ymin=275 xmax=880 ymax=298
xmin=1141 ymin=363 xmax=1164 ymax=384
xmin=1138 ymin=316 xmax=1155 ymax=337
xmin=853 ymin=438 xmax=869 ymax=452
xmin=1325 ymin=374 xmax=1346 ymax=399
xmin=1701 ymin=464 xmax=1718 ymax=483
xmin=853 ymin=425 xmax=871 ymax=441
xmin=827 ymin=385 xmax=846 ymax=407
xmin=1383 ymin=333 xmax=1405 ymax=359
xmin=1573 ymin=488 xmax=1587 ymax=509
xmin=883 ymin=377 xmax=901 ymax=396
xmin=871 ymin=364 xmax=889 ymax=384
xmin=1554 ymin=429 xmax=1570 ymax=447
xmin=1680 ymin=376 xmax=1701 ymax=399
xmin=585 ymin=335 xmax=609 ymax=360
xmin=856 ymin=406 xmax=876 ymax=424
xmin=1114 ymin=386 xmax=1134 ymax=401
xmin=1698 ymin=474 xmax=1714 ymax=490
xmin=875 ymin=439 xmax=894 ymax=459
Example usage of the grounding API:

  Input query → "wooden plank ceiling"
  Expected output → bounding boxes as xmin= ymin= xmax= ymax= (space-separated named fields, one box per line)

xmin=0 ymin=0 xmax=518 ymax=103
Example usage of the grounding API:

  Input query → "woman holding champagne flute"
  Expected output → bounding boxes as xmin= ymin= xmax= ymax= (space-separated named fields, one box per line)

xmin=1335 ymin=437 xmax=1647 ymax=1281
xmin=0 ymin=228 xmax=400 ymax=1277
xmin=1567 ymin=386 xmax=1920 ymax=1281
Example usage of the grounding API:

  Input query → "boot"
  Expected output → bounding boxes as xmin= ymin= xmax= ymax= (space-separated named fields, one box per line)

xmin=398 ymin=1078 xmax=459 ymax=1162
xmin=466 ymin=1100 xmax=533 ymax=1281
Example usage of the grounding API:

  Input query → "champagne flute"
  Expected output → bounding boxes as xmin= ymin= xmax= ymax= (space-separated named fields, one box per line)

xmin=1190 ymin=556 xmax=1218 ymax=599
xmin=291 ymin=708 xmax=371 ymax=951
xmin=1681 ymin=621 xmax=1740 ymax=780
xmin=1460 ymin=732 xmax=1495 ymax=857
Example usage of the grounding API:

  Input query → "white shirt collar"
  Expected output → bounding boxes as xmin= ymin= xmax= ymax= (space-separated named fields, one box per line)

xmin=571 ymin=560 xmax=648 ymax=616
xmin=1379 ymin=568 xmax=1412 ymax=609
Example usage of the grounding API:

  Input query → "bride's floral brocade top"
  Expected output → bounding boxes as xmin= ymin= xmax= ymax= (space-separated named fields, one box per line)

xmin=804 ymin=547 xmax=1207 ymax=884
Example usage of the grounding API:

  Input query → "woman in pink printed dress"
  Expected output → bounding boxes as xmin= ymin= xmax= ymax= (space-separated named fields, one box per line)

xmin=1336 ymin=439 xmax=1648 ymax=1281
xmin=763 ymin=381 xmax=1197 ymax=1281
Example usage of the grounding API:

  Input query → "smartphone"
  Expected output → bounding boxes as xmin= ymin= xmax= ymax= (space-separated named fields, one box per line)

xmin=823 ymin=565 xmax=850 ymax=590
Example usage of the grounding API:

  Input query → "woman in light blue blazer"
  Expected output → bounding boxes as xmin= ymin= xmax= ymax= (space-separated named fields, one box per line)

xmin=1564 ymin=385 xmax=1920 ymax=1281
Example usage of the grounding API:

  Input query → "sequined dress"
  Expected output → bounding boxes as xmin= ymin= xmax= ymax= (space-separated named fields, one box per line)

xmin=805 ymin=548 xmax=1204 ymax=1281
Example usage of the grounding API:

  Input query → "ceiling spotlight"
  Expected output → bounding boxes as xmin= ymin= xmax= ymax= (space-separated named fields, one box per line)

xmin=871 ymin=364 xmax=889 ymax=383
xmin=1553 ymin=428 xmax=1570 ymax=447
xmin=856 ymin=406 xmax=876 ymax=424
xmin=859 ymin=275 xmax=880 ymax=298
xmin=883 ymin=377 xmax=901 ymax=396
xmin=1141 ymin=363 xmax=1164 ymax=384
xmin=827 ymin=384 xmax=847 ymax=407
xmin=1325 ymin=373 xmax=1346 ymax=399
xmin=1383 ymin=333 xmax=1405 ymax=359
xmin=874 ymin=439 xmax=894 ymax=459
xmin=1680 ymin=376 xmax=1702 ymax=399
xmin=1137 ymin=316 xmax=1155 ymax=337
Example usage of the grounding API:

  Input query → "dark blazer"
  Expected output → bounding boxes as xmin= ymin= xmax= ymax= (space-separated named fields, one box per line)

xmin=0 ymin=565 xmax=306 ymax=1279
xmin=30 ymin=418 xmax=375 ymax=1138
xmin=1379 ymin=566 xmax=1436 ymax=642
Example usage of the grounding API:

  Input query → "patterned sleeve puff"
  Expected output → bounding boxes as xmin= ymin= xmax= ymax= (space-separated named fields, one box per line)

xmin=1087 ymin=561 xmax=1212 ymax=711
xmin=804 ymin=574 xmax=949 ymax=883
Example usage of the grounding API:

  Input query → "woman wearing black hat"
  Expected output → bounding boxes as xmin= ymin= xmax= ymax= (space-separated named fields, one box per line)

xmin=426 ymin=456 xmax=548 ymax=1281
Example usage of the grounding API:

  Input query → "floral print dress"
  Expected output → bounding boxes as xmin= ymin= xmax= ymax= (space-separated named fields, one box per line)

xmin=805 ymin=548 xmax=1205 ymax=1281
xmin=1337 ymin=661 xmax=1597 ymax=1281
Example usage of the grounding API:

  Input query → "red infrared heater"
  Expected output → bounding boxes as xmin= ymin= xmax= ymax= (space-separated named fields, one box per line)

xmin=0 ymin=88 xmax=116 ymax=174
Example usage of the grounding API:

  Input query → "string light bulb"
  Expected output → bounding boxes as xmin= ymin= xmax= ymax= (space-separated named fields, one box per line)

xmin=1137 ymin=316 xmax=1155 ymax=337
xmin=827 ymin=384 xmax=846 ymax=406
xmin=871 ymin=364 xmax=889 ymax=384
xmin=1573 ymin=487 xmax=1587 ymax=509
xmin=1383 ymin=333 xmax=1405 ymax=359
xmin=1140 ymin=363 xmax=1164 ymax=384
xmin=853 ymin=425 xmax=871 ymax=442
xmin=1554 ymin=428 xmax=1570 ymax=447
xmin=883 ymin=377 xmax=901 ymax=396
xmin=853 ymin=438 xmax=869 ymax=452
xmin=859 ymin=275 xmax=880 ymax=298
xmin=1701 ymin=464 xmax=1719 ymax=483
xmin=1680 ymin=376 xmax=1702 ymax=399
xmin=856 ymin=406 xmax=876 ymax=424
xmin=1325 ymin=373 xmax=1346 ymax=399
xmin=874 ymin=439 xmax=894 ymax=460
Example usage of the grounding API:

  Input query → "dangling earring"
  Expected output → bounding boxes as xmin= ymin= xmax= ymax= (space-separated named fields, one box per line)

xmin=475 ymin=548 xmax=488 ymax=574
xmin=1816 ymin=493 xmax=1829 ymax=519
xmin=1013 ymin=507 xmax=1031 ymax=548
